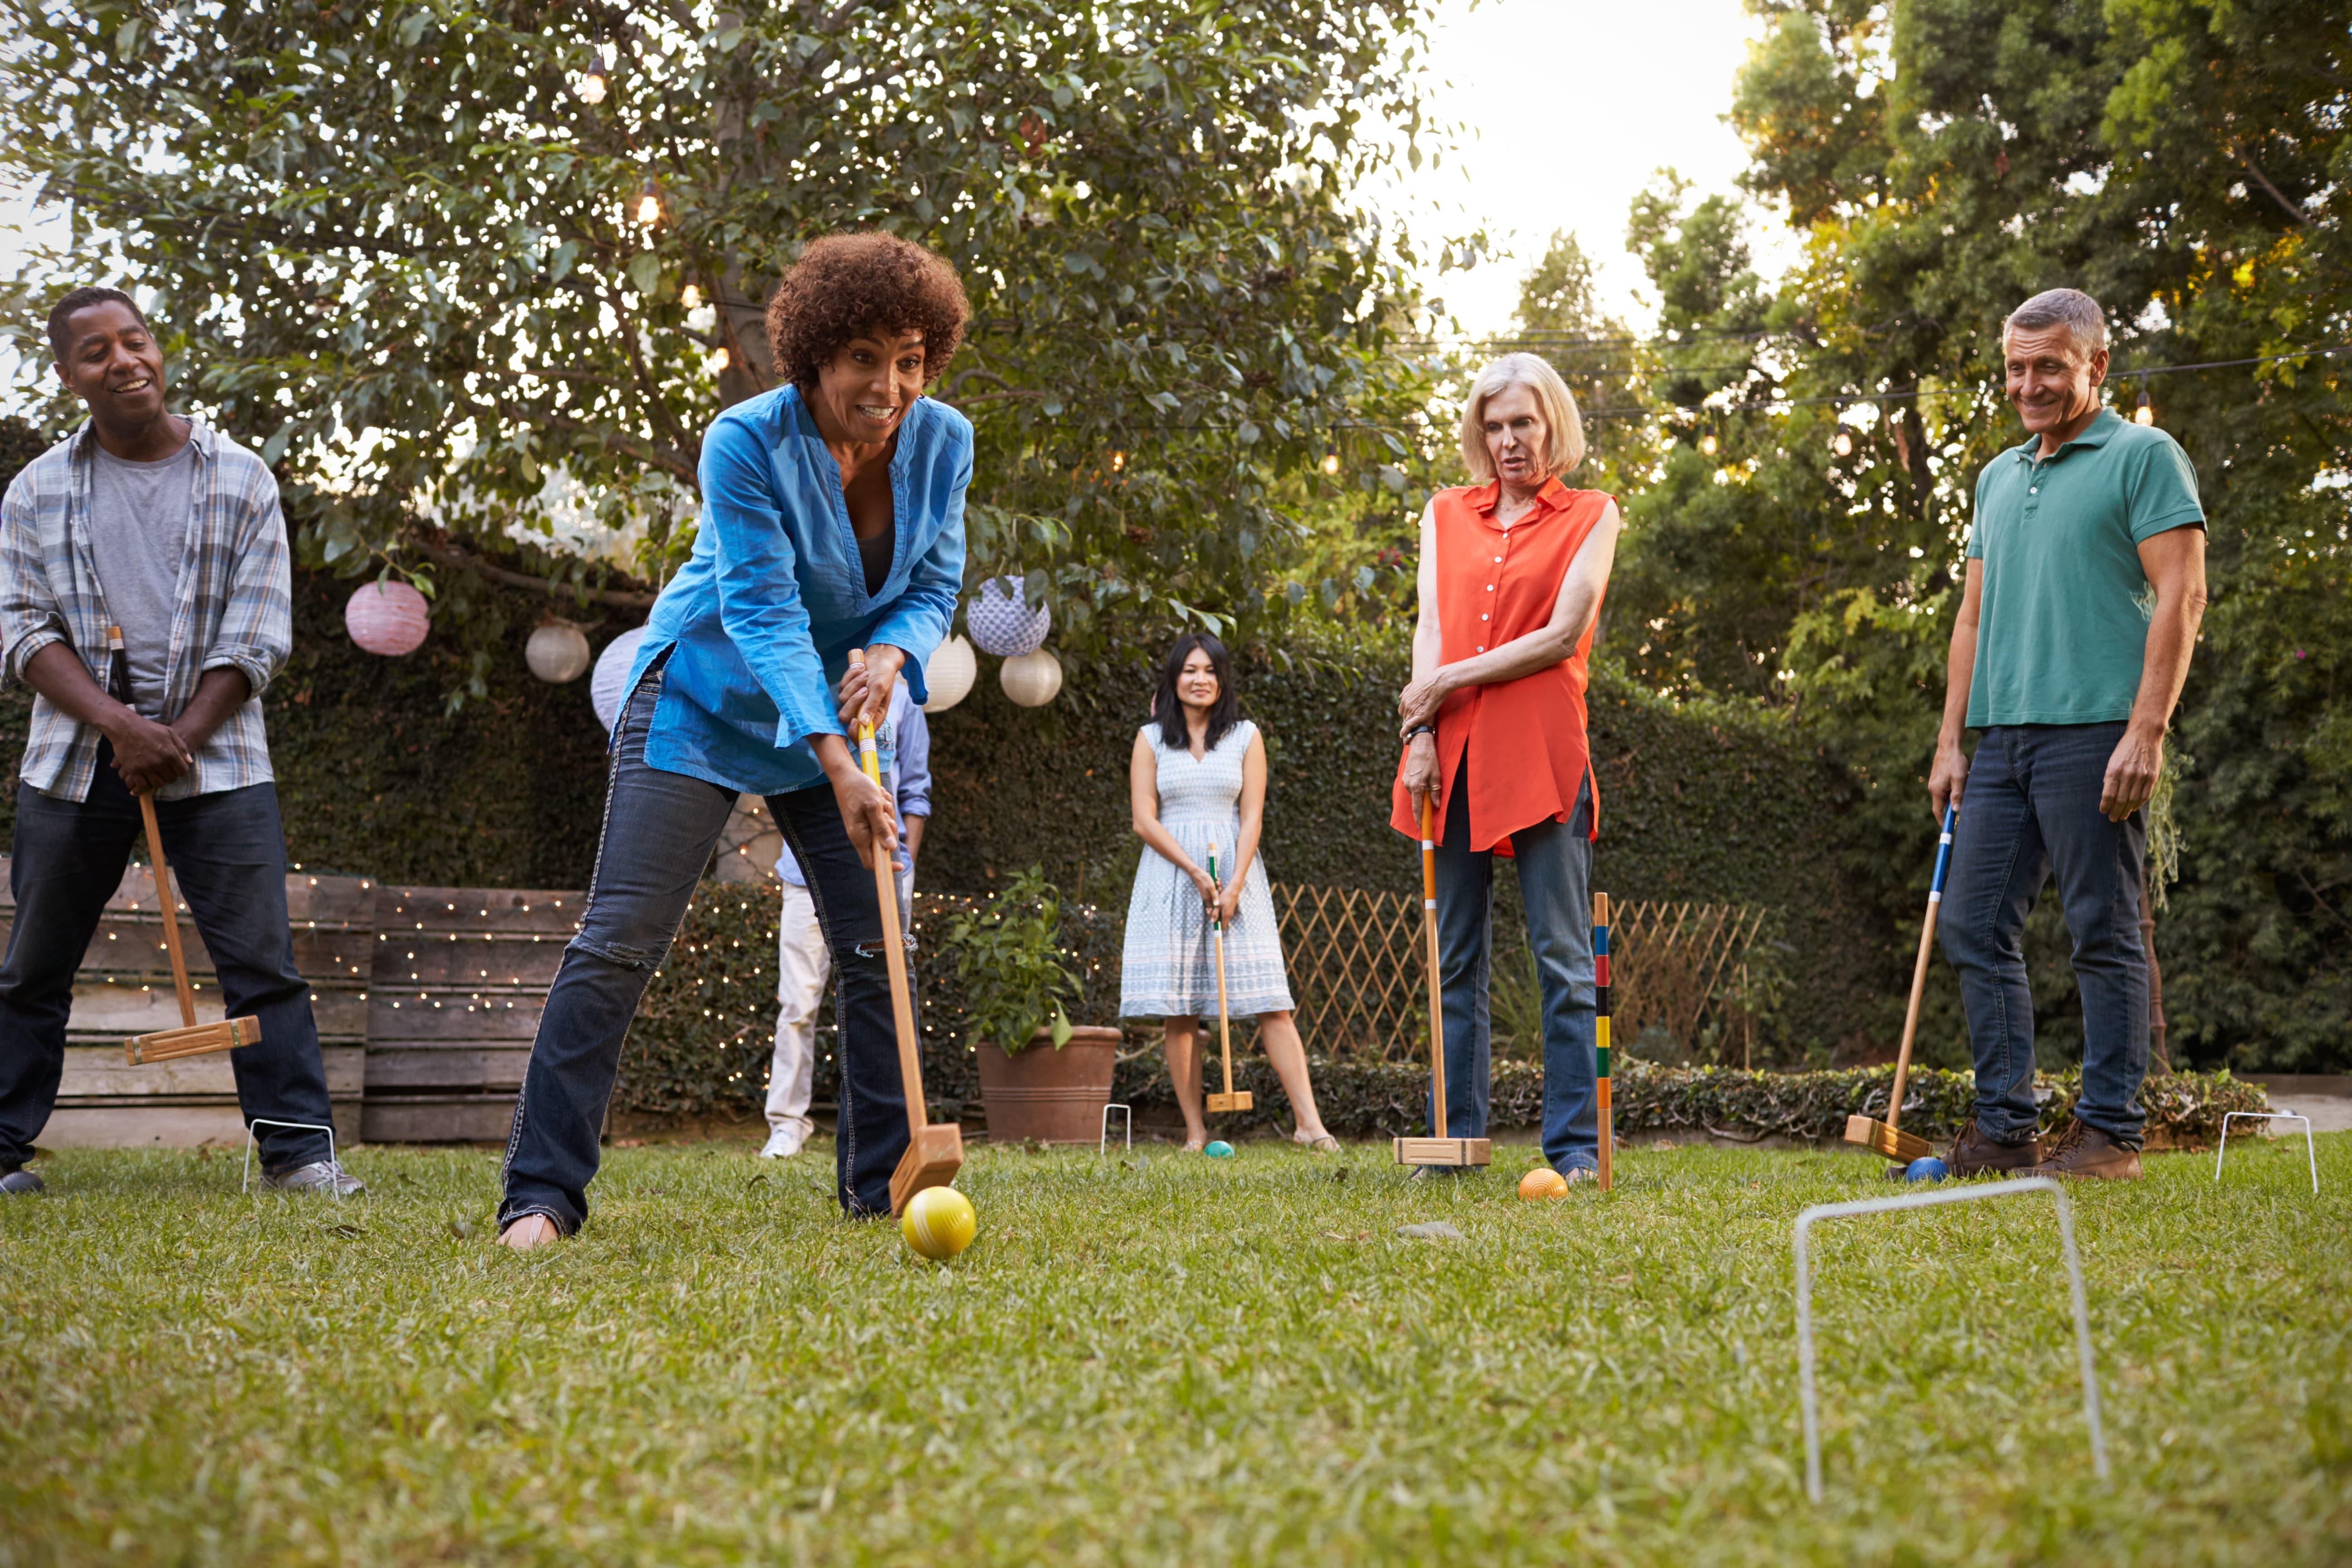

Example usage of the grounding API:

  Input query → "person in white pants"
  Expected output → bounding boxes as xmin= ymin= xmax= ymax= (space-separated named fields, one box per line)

xmin=763 ymin=680 xmax=930 ymax=1159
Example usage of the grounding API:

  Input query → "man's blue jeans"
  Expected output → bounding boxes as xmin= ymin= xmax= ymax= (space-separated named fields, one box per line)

xmin=1938 ymin=723 xmax=2150 ymax=1147
xmin=1432 ymin=774 xmax=1597 ymax=1174
xmin=0 ymin=751 xmax=335 ymax=1170
xmin=499 ymin=657 xmax=915 ymax=1231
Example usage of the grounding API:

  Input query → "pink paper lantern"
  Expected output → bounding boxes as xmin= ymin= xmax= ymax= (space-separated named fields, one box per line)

xmin=344 ymin=580 xmax=431 ymax=657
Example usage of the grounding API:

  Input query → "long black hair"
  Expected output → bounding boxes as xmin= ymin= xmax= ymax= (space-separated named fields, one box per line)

xmin=1152 ymin=632 xmax=1240 ymax=752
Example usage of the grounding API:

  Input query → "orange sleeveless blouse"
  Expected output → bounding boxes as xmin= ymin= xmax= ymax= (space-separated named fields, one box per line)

xmin=1389 ymin=477 xmax=1612 ymax=853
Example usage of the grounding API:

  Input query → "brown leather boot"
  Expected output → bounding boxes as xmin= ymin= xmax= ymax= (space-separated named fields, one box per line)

xmin=1948 ymin=1118 xmax=2041 ymax=1176
xmin=2025 ymin=1117 xmax=2143 ymax=1180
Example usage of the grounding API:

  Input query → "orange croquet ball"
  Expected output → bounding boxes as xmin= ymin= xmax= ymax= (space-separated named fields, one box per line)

xmin=1518 ymin=1167 xmax=1571 ymax=1201
xmin=900 ymin=1185 xmax=976 ymax=1259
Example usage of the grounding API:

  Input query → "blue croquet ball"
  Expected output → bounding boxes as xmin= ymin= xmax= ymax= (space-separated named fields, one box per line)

xmin=1904 ymin=1156 xmax=1949 ymax=1183
xmin=1204 ymin=1140 xmax=1235 ymax=1159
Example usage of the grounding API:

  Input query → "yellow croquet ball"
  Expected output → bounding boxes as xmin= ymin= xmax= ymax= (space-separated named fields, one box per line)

xmin=900 ymin=1185 xmax=976 ymax=1260
xmin=1518 ymin=1167 xmax=1570 ymax=1201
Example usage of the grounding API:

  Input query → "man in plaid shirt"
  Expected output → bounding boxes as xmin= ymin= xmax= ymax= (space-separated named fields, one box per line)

xmin=0 ymin=288 xmax=358 ymax=1197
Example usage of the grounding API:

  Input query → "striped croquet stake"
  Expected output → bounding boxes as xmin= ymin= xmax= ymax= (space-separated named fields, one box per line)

xmin=1594 ymin=891 xmax=1612 ymax=1191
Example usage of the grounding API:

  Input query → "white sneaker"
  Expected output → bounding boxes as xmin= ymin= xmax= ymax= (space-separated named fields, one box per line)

xmin=758 ymin=1127 xmax=805 ymax=1160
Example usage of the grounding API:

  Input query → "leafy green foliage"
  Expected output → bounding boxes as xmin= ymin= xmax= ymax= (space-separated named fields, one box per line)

xmin=1592 ymin=0 xmax=2352 ymax=1071
xmin=939 ymin=868 xmax=1079 ymax=1055
xmin=0 ymin=0 xmax=1460 ymax=653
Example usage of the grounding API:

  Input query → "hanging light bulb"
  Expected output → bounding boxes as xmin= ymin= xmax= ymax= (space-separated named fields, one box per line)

xmin=1698 ymin=433 xmax=1718 ymax=457
xmin=634 ymin=182 xmax=662 ymax=227
xmin=711 ymin=347 xmax=730 ymax=373
xmin=1110 ymin=450 xmax=1127 ymax=472
xmin=1832 ymin=428 xmax=1855 ymax=457
xmin=1320 ymin=446 xmax=1341 ymax=475
xmin=579 ymin=71 xmax=607 ymax=105
xmin=2135 ymin=386 xmax=2155 ymax=426
xmin=681 ymin=284 xmax=702 ymax=310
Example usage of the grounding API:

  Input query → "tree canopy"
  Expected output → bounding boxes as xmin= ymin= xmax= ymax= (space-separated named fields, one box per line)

xmin=0 ymin=0 xmax=1461 ymax=660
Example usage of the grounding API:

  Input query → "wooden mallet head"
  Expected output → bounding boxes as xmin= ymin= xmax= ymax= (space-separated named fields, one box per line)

xmin=120 ymin=789 xmax=262 ymax=1064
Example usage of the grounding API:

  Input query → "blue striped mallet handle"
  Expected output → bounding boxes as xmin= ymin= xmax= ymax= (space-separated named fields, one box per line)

xmin=1886 ymin=805 xmax=1959 ymax=1141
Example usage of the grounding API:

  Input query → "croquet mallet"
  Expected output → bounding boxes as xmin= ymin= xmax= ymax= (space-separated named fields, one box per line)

xmin=1594 ymin=891 xmax=1613 ymax=1191
xmin=1393 ymin=793 xmax=1490 ymax=1169
xmin=1202 ymin=844 xmax=1252 ymax=1115
xmin=1842 ymin=804 xmax=1955 ymax=1166
xmin=851 ymin=652 xmax=963 ymax=1216
xmin=121 ymin=789 xmax=261 ymax=1064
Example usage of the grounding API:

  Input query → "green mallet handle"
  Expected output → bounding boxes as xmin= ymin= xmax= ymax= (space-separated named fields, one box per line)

xmin=1209 ymin=845 xmax=1236 ymax=1098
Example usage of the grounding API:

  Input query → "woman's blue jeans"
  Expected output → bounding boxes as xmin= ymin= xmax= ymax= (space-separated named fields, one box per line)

xmin=1937 ymin=723 xmax=2150 ymax=1147
xmin=1432 ymin=774 xmax=1597 ymax=1174
xmin=499 ymin=658 xmax=914 ymax=1230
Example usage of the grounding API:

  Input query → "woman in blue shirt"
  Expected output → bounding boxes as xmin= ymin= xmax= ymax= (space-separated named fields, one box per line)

xmin=499 ymin=233 xmax=972 ymax=1245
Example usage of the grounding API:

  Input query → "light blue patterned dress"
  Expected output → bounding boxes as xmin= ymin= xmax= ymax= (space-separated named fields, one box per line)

xmin=1118 ymin=718 xmax=1295 ymax=1018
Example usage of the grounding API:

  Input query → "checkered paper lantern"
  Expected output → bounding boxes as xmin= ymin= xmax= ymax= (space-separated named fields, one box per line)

xmin=344 ymin=580 xmax=431 ymax=657
xmin=526 ymin=622 xmax=592 ymax=684
xmin=965 ymin=576 xmax=1050 ymax=657
xmin=921 ymin=634 xmax=978 ymax=714
xmin=590 ymin=626 xmax=649 ymax=733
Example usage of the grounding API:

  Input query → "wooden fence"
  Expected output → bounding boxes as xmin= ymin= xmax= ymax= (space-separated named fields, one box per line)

xmin=1272 ymin=884 xmax=1770 ymax=1064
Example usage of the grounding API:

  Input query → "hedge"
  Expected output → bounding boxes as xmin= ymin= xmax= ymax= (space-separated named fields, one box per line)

xmin=1103 ymin=1057 xmax=2269 ymax=1149
xmin=609 ymin=877 xmax=2264 ymax=1150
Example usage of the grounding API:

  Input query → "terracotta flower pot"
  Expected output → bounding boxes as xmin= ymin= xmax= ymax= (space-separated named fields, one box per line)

xmin=974 ymin=1025 xmax=1123 ymax=1145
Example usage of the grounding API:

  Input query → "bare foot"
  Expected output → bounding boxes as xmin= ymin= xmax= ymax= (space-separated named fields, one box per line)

xmin=499 ymin=1214 xmax=561 ymax=1250
xmin=1181 ymin=1132 xmax=1208 ymax=1153
xmin=1292 ymin=1128 xmax=1341 ymax=1153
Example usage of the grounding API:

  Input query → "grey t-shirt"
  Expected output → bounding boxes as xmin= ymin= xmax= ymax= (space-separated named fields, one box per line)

xmin=88 ymin=441 xmax=195 ymax=717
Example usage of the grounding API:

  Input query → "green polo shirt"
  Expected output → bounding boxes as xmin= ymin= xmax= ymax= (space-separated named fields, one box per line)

xmin=1965 ymin=409 xmax=2205 ymax=728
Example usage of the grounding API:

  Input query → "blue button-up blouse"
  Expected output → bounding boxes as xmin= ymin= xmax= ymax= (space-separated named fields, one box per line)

xmin=625 ymin=384 xmax=970 ymax=797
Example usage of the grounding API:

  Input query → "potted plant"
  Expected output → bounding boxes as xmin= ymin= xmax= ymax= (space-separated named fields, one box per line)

xmin=942 ymin=867 xmax=1123 ymax=1144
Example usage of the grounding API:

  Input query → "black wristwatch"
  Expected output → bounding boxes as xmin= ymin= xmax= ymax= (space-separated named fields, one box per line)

xmin=1405 ymin=724 xmax=1435 ymax=741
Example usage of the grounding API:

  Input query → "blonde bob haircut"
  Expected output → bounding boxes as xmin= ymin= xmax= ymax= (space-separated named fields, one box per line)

xmin=1459 ymin=353 xmax=1585 ymax=482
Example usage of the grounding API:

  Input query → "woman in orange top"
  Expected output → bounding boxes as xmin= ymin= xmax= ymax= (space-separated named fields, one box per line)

xmin=1392 ymin=353 xmax=1621 ymax=1183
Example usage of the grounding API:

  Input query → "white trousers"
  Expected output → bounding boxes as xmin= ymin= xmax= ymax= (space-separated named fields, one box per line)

xmin=766 ymin=867 xmax=913 ymax=1136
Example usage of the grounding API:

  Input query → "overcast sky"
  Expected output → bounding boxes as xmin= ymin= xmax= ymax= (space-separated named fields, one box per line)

xmin=0 ymin=0 xmax=1786 ymax=395
xmin=1382 ymin=0 xmax=1792 ymax=337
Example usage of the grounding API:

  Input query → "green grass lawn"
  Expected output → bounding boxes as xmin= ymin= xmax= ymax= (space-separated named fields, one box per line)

xmin=3 ymin=1133 xmax=2348 ymax=1566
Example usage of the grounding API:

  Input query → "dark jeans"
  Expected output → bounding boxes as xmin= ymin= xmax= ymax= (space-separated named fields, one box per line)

xmin=1939 ymin=723 xmax=2149 ymax=1147
xmin=1432 ymin=771 xmax=1598 ymax=1174
xmin=0 ymin=751 xmax=334 ymax=1170
xmin=500 ymin=658 xmax=914 ymax=1230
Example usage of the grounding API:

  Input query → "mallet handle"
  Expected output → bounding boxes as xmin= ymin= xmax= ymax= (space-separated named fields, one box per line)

xmin=1421 ymin=795 xmax=1446 ymax=1138
xmin=139 ymin=791 xmax=198 ymax=1029
xmin=1886 ymin=806 xmax=1957 ymax=1138
xmin=850 ymin=651 xmax=925 ymax=1132
xmin=1594 ymin=891 xmax=1612 ymax=1191
xmin=1209 ymin=845 xmax=1235 ymax=1098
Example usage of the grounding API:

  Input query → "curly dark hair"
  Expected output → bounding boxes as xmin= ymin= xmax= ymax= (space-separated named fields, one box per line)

xmin=764 ymin=232 xmax=969 ymax=391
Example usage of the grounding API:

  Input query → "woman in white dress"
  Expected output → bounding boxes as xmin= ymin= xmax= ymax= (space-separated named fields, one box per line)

xmin=1120 ymin=634 xmax=1338 ymax=1152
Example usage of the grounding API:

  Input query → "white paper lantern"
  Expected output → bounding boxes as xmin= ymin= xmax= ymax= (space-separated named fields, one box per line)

xmin=1000 ymin=647 xmax=1063 ymax=707
xmin=590 ymin=626 xmax=650 ymax=733
xmin=525 ymin=622 xmax=592 ymax=684
xmin=965 ymin=575 xmax=1051 ymax=657
xmin=921 ymin=635 xmax=978 ymax=714
xmin=344 ymin=580 xmax=431 ymax=657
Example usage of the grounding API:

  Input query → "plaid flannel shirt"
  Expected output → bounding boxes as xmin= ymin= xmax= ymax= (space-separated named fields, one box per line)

xmin=0 ymin=420 xmax=290 ymax=802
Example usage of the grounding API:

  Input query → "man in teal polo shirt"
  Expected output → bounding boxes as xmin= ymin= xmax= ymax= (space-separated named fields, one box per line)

xmin=1928 ymin=287 xmax=2208 ymax=1180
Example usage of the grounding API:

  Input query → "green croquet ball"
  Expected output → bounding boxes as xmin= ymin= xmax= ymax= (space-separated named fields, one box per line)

xmin=900 ymin=1186 xmax=976 ymax=1259
xmin=1204 ymin=1140 xmax=1235 ymax=1159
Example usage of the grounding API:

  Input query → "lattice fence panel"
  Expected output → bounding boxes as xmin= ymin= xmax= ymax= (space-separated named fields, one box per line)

xmin=1273 ymin=885 xmax=1769 ymax=1064
xmin=1271 ymin=884 xmax=1427 ymax=1058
